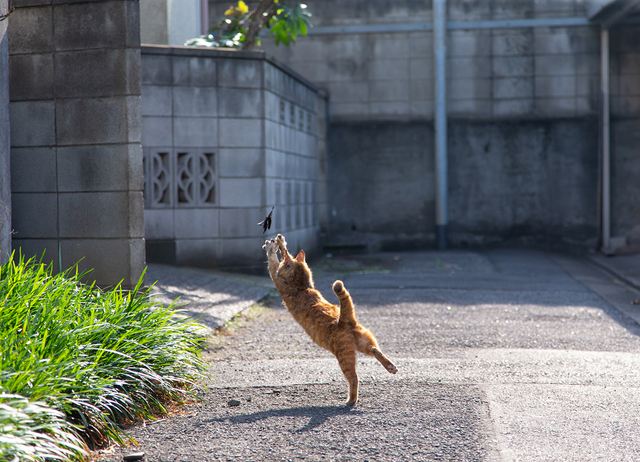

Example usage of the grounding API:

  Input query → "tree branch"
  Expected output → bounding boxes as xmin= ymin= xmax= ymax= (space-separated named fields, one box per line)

xmin=243 ymin=0 xmax=276 ymax=50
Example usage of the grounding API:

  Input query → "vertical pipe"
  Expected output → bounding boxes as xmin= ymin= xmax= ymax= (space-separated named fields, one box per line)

xmin=601 ymin=28 xmax=611 ymax=251
xmin=433 ymin=0 xmax=448 ymax=249
xmin=0 ymin=0 xmax=11 ymax=265
xmin=201 ymin=0 xmax=209 ymax=36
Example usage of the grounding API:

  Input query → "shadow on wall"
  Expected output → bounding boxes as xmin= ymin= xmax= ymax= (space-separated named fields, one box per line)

xmin=326 ymin=118 xmax=599 ymax=253
xmin=327 ymin=121 xmax=435 ymax=252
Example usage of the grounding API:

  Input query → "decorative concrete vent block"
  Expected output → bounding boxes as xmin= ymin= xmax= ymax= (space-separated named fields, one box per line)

xmin=141 ymin=46 xmax=323 ymax=269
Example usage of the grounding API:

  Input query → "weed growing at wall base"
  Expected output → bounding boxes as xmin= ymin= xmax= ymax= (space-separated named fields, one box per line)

xmin=0 ymin=254 xmax=206 ymax=459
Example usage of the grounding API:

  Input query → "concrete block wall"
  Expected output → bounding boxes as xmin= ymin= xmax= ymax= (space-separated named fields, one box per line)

xmin=8 ymin=0 xmax=144 ymax=286
xmin=263 ymin=59 xmax=322 ymax=260
xmin=610 ymin=25 xmax=640 ymax=246
xmin=140 ymin=0 xmax=202 ymax=46
xmin=327 ymin=122 xmax=435 ymax=250
xmin=141 ymin=46 xmax=323 ymax=269
xmin=448 ymin=119 xmax=598 ymax=247
xmin=0 ymin=0 xmax=10 ymax=264
xmin=206 ymin=0 xmax=640 ymax=250
xmin=140 ymin=0 xmax=169 ymax=45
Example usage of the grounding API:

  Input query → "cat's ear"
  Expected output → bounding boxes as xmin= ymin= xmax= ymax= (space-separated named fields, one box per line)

xmin=295 ymin=250 xmax=306 ymax=262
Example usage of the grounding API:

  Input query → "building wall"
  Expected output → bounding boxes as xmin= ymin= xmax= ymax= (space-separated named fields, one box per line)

xmin=167 ymin=0 xmax=201 ymax=46
xmin=327 ymin=122 xmax=434 ymax=250
xmin=140 ymin=0 xmax=169 ymax=45
xmin=8 ymin=0 xmax=144 ymax=286
xmin=207 ymin=0 xmax=640 ymax=250
xmin=141 ymin=46 xmax=324 ymax=269
xmin=140 ymin=0 xmax=202 ymax=46
xmin=0 ymin=0 xmax=10 ymax=264
xmin=447 ymin=118 xmax=598 ymax=247
xmin=610 ymin=25 xmax=640 ymax=247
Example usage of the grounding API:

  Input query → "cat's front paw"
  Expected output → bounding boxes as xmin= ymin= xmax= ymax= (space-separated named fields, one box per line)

xmin=276 ymin=234 xmax=288 ymax=254
xmin=263 ymin=238 xmax=278 ymax=255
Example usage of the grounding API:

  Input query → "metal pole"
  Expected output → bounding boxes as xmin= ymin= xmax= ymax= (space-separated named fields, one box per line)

xmin=433 ymin=0 xmax=448 ymax=249
xmin=601 ymin=28 xmax=611 ymax=252
xmin=201 ymin=0 xmax=209 ymax=35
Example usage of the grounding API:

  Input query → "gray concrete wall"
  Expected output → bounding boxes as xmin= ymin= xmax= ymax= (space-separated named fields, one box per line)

xmin=166 ymin=0 xmax=201 ymax=46
xmin=245 ymin=0 xmax=599 ymax=122
xmin=207 ymin=0 xmax=640 ymax=251
xmin=327 ymin=122 xmax=434 ymax=250
xmin=140 ymin=0 xmax=202 ymax=46
xmin=0 ymin=0 xmax=10 ymax=264
xmin=448 ymin=118 xmax=599 ymax=248
xmin=141 ymin=46 xmax=324 ymax=269
xmin=610 ymin=25 xmax=640 ymax=247
xmin=140 ymin=0 xmax=168 ymax=45
xmin=328 ymin=118 xmax=598 ymax=251
xmin=9 ymin=0 xmax=144 ymax=286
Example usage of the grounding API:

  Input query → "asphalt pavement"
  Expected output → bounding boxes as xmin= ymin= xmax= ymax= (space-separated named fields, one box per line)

xmin=97 ymin=249 xmax=640 ymax=462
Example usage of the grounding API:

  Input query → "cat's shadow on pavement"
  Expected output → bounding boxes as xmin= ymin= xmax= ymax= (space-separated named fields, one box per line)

xmin=203 ymin=405 xmax=364 ymax=433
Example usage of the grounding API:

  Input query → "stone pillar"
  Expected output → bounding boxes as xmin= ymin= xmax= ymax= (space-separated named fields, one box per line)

xmin=9 ymin=0 xmax=145 ymax=287
xmin=0 ymin=0 xmax=10 ymax=264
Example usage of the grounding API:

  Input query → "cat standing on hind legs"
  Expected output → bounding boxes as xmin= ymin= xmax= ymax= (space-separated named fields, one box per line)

xmin=263 ymin=234 xmax=397 ymax=405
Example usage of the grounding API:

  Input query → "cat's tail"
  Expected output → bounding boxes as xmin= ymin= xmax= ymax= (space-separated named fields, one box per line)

xmin=333 ymin=280 xmax=357 ymax=325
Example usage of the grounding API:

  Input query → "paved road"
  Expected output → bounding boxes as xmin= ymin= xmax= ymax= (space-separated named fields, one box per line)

xmin=98 ymin=249 xmax=640 ymax=461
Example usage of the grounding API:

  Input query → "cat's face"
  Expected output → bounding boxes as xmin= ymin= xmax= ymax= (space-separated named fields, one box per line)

xmin=276 ymin=250 xmax=312 ymax=289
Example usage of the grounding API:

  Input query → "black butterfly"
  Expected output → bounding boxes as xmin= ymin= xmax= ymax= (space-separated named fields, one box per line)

xmin=258 ymin=207 xmax=274 ymax=234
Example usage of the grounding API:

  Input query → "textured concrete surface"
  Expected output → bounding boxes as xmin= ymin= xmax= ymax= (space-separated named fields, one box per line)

xmin=9 ymin=0 xmax=144 ymax=287
xmin=588 ymin=252 xmax=640 ymax=292
xmin=249 ymin=0 xmax=640 ymax=248
xmin=97 ymin=249 xmax=640 ymax=461
xmin=327 ymin=117 xmax=600 ymax=250
xmin=140 ymin=0 xmax=168 ymax=45
xmin=141 ymin=46 xmax=325 ymax=269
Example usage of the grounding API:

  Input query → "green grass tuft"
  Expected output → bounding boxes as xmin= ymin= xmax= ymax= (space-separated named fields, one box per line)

xmin=0 ymin=253 xmax=207 ymax=458
xmin=0 ymin=394 xmax=87 ymax=461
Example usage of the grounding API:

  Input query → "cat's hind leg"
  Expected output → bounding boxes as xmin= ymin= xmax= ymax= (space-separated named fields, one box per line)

xmin=370 ymin=346 xmax=398 ymax=374
xmin=335 ymin=343 xmax=359 ymax=405
xmin=354 ymin=326 xmax=398 ymax=374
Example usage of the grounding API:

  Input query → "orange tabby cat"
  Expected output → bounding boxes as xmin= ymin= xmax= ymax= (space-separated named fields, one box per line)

xmin=263 ymin=234 xmax=397 ymax=405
